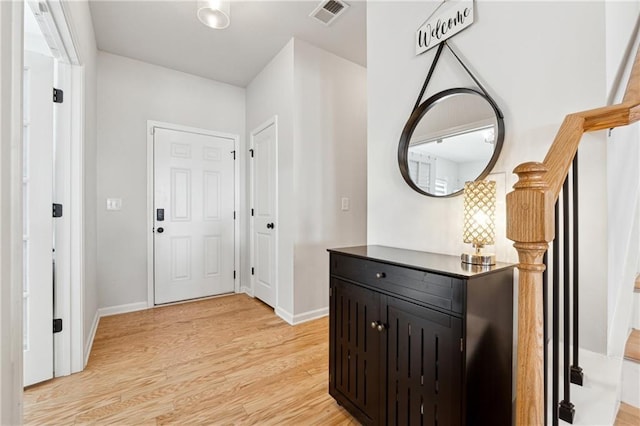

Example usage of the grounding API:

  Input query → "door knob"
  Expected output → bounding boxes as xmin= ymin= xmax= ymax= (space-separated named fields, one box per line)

xmin=266 ymin=223 xmax=275 ymax=229
xmin=157 ymin=227 xmax=164 ymax=233
xmin=377 ymin=323 xmax=386 ymax=332
xmin=371 ymin=321 xmax=377 ymax=329
xmin=376 ymin=272 xmax=386 ymax=279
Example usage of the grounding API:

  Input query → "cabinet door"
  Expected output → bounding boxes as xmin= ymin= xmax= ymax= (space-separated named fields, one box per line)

xmin=330 ymin=278 xmax=382 ymax=424
xmin=386 ymin=297 xmax=463 ymax=426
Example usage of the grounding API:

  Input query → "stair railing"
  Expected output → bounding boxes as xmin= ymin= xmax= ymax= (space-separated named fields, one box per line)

xmin=506 ymin=44 xmax=640 ymax=426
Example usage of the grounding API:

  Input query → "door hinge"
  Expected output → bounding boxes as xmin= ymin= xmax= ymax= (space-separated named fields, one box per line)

xmin=329 ymin=373 xmax=332 ymax=383
xmin=249 ymin=148 xmax=254 ymax=158
xmin=52 ymin=203 xmax=63 ymax=218
xmin=149 ymin=126 xmax=155 ymax=135
xmin=460 ymin=338 xmax=464 ymax=352
xmin=233 ymin=270 xmax=236 ymax=279
xmin=329 ymin=287 xmax=333 ymax=297
xmin=231 ymin=150 xmax=236 ymax=160
xmin=251 ymin=208 xmax=254 ymax=216
xmin=251 ymin=267 xmax=255 ymax=275
xmin=53 ymin=318 xmax=63 ymax=333
xmin=53 ymin=88 xmax=63 ymax=103
xmin=233 ymin=211 xmax=236 ymax=220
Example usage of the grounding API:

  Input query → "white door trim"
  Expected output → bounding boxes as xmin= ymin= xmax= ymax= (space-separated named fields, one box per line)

xmin=1 ymin=1 xmax=26 ymax=422
xmin=249 ymin=116 xmax=278 ymax=305
xmin=68 ymin=63 xmax=84 ymax=372
xmin=146 ymin=121 xmax=240 ymax=307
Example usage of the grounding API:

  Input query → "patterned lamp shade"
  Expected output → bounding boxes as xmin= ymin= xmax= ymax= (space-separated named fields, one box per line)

xmin=461 ymin=180 xmax=496 ymax=266
xmin=463 ymin=180 xmax=496 ymax=247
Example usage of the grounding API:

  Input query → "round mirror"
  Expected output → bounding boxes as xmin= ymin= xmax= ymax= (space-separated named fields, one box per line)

xmin=398 ymin=88 xmax=504 ymax=197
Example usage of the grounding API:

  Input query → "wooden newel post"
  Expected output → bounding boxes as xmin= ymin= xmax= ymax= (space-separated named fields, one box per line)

xmin=512 ymin=242 xmax=547 ymax=425
xmin=507 ymin=162 xmax=555 ymax=426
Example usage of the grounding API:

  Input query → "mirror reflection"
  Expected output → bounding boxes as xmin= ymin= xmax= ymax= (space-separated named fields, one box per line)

xmin=400 ymin=89 xmax=504 ymax=197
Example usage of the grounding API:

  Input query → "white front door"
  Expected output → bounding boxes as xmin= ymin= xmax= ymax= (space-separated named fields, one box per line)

xmin=250 ymin=119 xmax=277 ymax=307
xmin=23 ymin=51 xmax=54 ymax=386
xmin=153 ymin=127 xmax=235 ymax=304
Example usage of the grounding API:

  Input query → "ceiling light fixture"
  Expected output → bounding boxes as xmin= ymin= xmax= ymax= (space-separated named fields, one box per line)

xmin=197 ymin=0 xmax=230 ymax=29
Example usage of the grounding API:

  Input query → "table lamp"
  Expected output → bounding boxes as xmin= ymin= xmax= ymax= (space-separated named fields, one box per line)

xmin=461 ymin=180 xmax=496 ymax=266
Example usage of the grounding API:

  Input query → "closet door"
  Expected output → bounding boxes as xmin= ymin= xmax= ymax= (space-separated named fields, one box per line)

xmin=386 ymin=296 xmax=463 ymax=426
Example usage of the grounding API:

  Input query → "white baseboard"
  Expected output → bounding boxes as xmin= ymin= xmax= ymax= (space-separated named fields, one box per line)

xmin=98 ymin=301 xmax=148 ymax=318
xmin=622 ymin=358 xmax=640 ymax=407
xmin=84 ymin=310 xmax=100 ymax=367
xmin=292 ymin=307 xmax=329 ymax=324
xmin=275 ymin=307 xmax=294 ymax=324
xmin=276 ymin=306 xmax=328 ymax=325
xmin=241 ymin=286 xmax=254 ymax=297
xmin=633 ymin=292 xmax=640 ymax=329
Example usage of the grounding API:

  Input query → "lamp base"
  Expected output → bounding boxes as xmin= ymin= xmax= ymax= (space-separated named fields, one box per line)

xmin=461 ymin=252 xmax=496 ymax=266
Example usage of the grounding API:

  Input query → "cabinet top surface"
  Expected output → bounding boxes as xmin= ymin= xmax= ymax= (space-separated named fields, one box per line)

xmin=328 ymin=245 xmax=514 ymax=278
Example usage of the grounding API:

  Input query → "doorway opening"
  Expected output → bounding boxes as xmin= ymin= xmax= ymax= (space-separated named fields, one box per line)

xmin=23 ymin=0 xmax=85 ymax=386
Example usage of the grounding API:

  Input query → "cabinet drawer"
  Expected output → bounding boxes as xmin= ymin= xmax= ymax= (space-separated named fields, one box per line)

xmin=330 ymin=254 xmax=464 ymax=314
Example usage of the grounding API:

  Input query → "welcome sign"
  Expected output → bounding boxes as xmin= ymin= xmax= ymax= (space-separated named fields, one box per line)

xmin=416 ymin=0 xmax=474 ymax=55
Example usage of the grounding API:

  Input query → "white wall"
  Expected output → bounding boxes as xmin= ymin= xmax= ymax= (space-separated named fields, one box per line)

xmin=246 ymin=40 xmax=295 ymax=314
xmin=605 ymin=1 xmax=640 ymax=355
xmin=0 ymin=2 xmax=24 ymax=423
xmin=96 ymin=52 xmax=245 ymax=309
xmin=292 ymin=40 xmax=367 ymax=317
xmin=367 ymin=1 xmax=609 ymax=353
xmin=65 ymin=0 xmax=99 ymax=367
xmin=435 ymin=156 xmax=458 ymax=192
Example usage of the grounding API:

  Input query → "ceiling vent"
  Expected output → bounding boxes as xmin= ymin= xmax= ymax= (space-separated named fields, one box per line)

xmin=309 ymin=0 xmax=349 ymax=26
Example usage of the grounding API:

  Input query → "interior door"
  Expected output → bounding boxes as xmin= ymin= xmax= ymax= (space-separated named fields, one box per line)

xmin=154 ymin=127 xmax=235 ymax=305
xmin=23 ymin=51 xmax=54 ymax=386
xmin=250 ymin=120 xmax=277 ymax=307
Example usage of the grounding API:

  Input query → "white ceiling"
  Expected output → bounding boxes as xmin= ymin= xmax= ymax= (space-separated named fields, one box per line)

xmin=88 ymin=0 xmax=367 ymax=87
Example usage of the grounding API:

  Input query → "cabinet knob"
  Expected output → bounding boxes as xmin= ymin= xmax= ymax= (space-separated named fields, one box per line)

xmin=371 ymin=321 xmax=378 ymax=329
xmin=377 ymin=323 xmax=386 ymax=332
xmin=376 ymin=272 xmax=386 ymax=279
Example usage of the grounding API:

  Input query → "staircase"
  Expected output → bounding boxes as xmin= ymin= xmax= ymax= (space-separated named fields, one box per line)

xmin=506 ymin=38 xmax=640 ymax=424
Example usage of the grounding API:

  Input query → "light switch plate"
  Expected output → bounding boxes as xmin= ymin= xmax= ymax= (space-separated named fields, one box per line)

xmin=106 ymin=198 xmax=122 ymax=211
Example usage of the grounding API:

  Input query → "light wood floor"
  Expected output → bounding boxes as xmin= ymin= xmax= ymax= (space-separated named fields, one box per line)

xmin=24 ymin=294 xmax=357 ymax=425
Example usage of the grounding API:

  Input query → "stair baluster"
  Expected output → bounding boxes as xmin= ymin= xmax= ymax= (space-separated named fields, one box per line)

xmin=570 ymin=155 xmax=584 ymax=386
xmin=559 ymin=177 xmax=576 ymax=423
xmin=553 ymin=201 xmax=560 ymax=426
